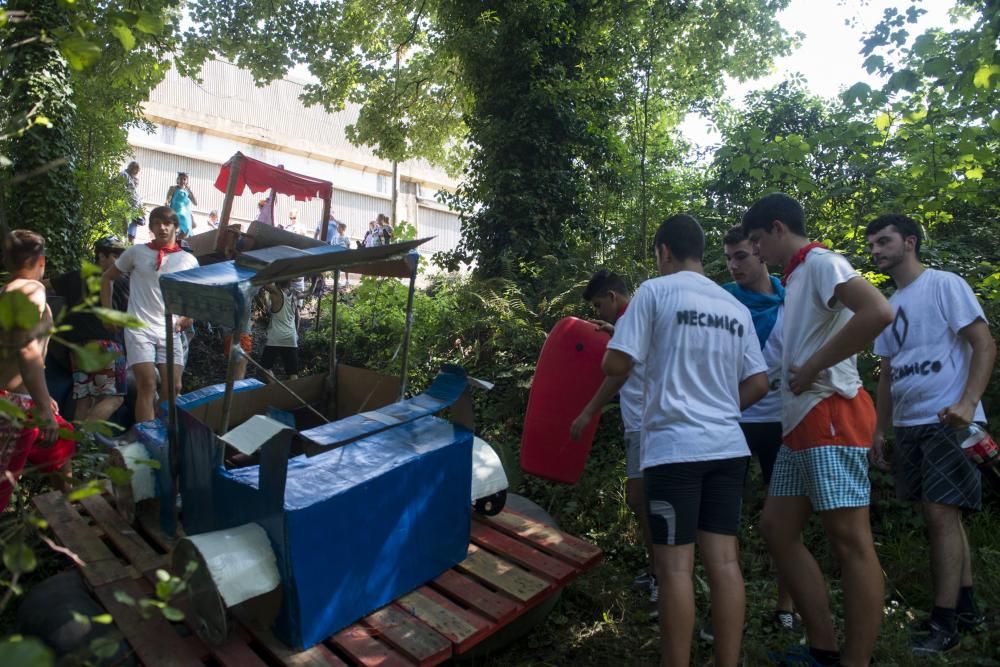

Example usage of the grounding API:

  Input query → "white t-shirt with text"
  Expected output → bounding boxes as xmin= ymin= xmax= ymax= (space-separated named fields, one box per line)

xmin=115 ymin=244 xmax=199 ymax=334
xmin=781 ymin=248 xmax=863 ymax=434
xmin=873 ymin=269 xmax=987 ymax=426
xmin=609 ymin=271 xmax=766 ymax=469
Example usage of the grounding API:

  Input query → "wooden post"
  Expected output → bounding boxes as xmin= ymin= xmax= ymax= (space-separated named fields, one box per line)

xmin=319 ymin=193 xmax=332 ymax=243
xmin=215 ymin=153 xmax=243 ymax=254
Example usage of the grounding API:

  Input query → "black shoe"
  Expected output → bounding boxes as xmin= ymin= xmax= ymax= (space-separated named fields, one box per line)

xmin=910 ymin=620 xmax=959 ymax=655
xmin=957 ymin=611 xmax=985 ymax=634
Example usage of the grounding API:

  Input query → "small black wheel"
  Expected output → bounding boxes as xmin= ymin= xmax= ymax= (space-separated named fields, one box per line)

xmin=473 ymin=489 xmax=507 ymax=516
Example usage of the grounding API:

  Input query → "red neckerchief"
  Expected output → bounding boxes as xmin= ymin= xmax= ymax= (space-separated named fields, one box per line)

xmin=782 ymin=242 xmax=829 ymax=286
xmin=146 ymin=241 xmax=183 ymax=270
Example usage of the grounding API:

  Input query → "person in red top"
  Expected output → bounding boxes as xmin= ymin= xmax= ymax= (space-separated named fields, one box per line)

xmin=0 ymin=231 xmax=75 ymax=510
xmin=743 ymin=193 xmax=893 ymax=667
xmin=101 ymin=207 xmax=199 ymax=422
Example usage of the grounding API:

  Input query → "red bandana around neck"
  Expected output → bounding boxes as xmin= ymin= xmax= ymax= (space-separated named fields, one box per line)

xmin=146 ymin=241 xmax=183 ymax=270
xmin=781 ymin=242 xmax=829 ymax=285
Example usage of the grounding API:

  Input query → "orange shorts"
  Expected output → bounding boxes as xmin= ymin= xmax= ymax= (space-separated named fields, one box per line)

xmin=223 ymin=333 xmax=253 ymax=356
xmin=784 ymin=389 xmax=875 ymax=452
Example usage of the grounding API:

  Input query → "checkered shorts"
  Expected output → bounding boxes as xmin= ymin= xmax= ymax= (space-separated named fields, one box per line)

xmin=769 ymin=445 xmax=870 ymax=511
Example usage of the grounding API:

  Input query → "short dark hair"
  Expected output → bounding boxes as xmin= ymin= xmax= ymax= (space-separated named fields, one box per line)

xmin=653 ymin=214 xmax=704 ymax=262
xmin=582 ymin=269 xmax=629 ymax=301
xmin=149 ymin=206 xmax=179 ymax=228
xmin=94 ymin=236 xmax=125 ymax=261
xmin=865 ymin=213 xmax=923 ymax=256
xmin=4 ymin=230 xmax=45 ymax=271
xmin=723 ymin=225 xmax=748 ymax=247
xmin=742 ymin=193 xmax=806 ymax=236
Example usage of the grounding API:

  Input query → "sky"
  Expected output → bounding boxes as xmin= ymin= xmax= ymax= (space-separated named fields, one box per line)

xmin=680 ymin=0 xmax=965 ymax=148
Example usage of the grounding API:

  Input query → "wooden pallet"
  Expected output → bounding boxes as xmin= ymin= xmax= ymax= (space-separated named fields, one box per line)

xmin=33 ymin=491 xmax=602 ymax=667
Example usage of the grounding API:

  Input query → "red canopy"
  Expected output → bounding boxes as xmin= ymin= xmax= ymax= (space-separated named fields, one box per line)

xmin=213 ymin=152 xmax=333 ymax=202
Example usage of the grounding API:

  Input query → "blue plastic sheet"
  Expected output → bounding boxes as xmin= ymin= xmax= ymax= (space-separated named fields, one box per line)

xmin=160 ymin=261 xmax=258 ymax=329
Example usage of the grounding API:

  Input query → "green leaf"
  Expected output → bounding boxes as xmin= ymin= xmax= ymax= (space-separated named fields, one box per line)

xmin=965 ymin=167 xmax=984 ymax=180
xmin=91 ymin=307 xmax=147 ymax=329
xmin=135 ymin=458 xmax=161 ymax=470
xmin=155 ymin=580 xmax=173 ymax=600
xmin=110 ymin=21 xmax=136 ymax=51
xmin=161 ymin=605 xmax=185 ymax=622
xmin=64 ymin=341 xmax=116 ymax=373
xmin=67 ymin=481 xmax=103 ymax=502
xmin=59 ymin=36 xmax=102 ymax=70
xmin=874 ymin=112 xmax=892 ymax=132
xmin=91 ymin=613 xmax=113 ymax=624
xmin=105 ymin=465 xmax=134 ymax=487
xmin=973 ymin=64 xmax=1000 ymax=89
xmin=0 ymin=290 xmax=41 ymax=331
xmin=113 ymin=590 xmax=136 ymax=606
xmin=0 ymin=636 xmax=54 ymax=667
xmin=134 ymin=12 xmax=165 ymax=35
xmin=3 ymin=543 xmax=37 ymax=574
xmin=842 ymin=82 xmax=872 ymax=106
xmin=156 ymin=569 xmax=171 ymax=583
xmin=0 ymin=398 xmax=27 ymax=422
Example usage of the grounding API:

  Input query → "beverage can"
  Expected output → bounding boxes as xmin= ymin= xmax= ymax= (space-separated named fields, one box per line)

xmin=959 ymin=424 xmax=1000 ymax=467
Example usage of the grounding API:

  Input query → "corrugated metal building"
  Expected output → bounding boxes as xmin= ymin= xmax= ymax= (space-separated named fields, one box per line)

xmin=128 ymin=59 xmax=463 ymax=257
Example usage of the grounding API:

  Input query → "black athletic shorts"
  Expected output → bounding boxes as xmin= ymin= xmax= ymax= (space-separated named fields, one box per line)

xmin=894 ymin=423 xmax=981 ymax=511
xmin=261 ymin=345 xmax=300 ymax=375
xmin=740 ymin=421 xmax=782 ymax=487
xmin=644 ymin=456 xmax=750 ymax=546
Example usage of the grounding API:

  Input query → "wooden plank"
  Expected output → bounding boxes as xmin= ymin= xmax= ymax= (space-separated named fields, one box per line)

xmin=80 ymin=494 xmax=167 ymax=574
xmin=33 ymin=491 xmax=134 ymax=587
xmin=331 ymin=626 xmax=413 ymax=667
xmin=363 ymin=605 xmax=451 ymax=666
xmin=479 ymin=509 xmax=603 ymax=568
xmin=135 ymin=499 xmax=179 ymax=552
xmin=163 ymin=595 xmax=268 ymax=667
xmin=232 ymin=608 xmax=349 ymax=667
xmin=396 ymin=587 xmax=491 ymax=654
xmin=456 ymin=544 xmax=551 ymax=604
xmin=93 ymin=578 xmax=207 ymax=667
xmin=471 ymin=522 xmax=575 ymax=584
xmin=431 ymin=570 xmax=520 ymax=624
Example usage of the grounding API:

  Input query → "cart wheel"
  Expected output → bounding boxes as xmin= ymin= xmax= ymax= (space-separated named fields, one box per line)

xmin=172 ymin=538 xmax=230 ymax=646
xmin=473 ymin=489 xmax=507 ymax=516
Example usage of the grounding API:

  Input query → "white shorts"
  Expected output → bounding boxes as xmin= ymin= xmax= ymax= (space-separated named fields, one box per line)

xmin=124 ymin=326 xmax=187 ymax=368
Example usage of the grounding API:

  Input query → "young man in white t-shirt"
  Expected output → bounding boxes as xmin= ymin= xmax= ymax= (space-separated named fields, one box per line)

xmin=867 ymin=214 xmax=996 ymax=654
xmin=720 ymin=225 xmax=797 ymax=633
xmin=569 ymin=270 xmax=655 ymax=610
xmin=101 ymin=206 xmax=200 ymax=423
xmin=604 ymin=214 xmax=768 ymax=667
xmin=743 ymin=193 xmax=893 ymax=667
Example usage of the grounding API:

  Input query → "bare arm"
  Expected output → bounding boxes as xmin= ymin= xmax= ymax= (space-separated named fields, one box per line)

xmin=165 ymin=186 xmax=176 ymax=206
xmin=939 ymin=319 xmax=997 ymax=427
xmin=16 ymin=284 xmax=57 ymax=441
xmin=870 ymin=357 xmax=892 ymax=470
xmin=187 ymin=189 xmax=198 ymax=206
xmin=738 ymin=372 xmax=768 ymax=411
xmin=570 ymin=374 xmax=628 ymax=440
xmin=789 ymin=276 xmax=893 ymax=394
xmin=101 ymin=265 xmax=123 ymax=310
xmin=601 ymin=348 xmax=634 ymax=378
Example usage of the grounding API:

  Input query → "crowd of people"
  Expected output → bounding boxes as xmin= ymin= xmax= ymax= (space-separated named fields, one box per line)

xmin=0 ymin=160 xmax=400 ymax=513
xmin=573 ymin=193 xmax=995 ymax=666
xmin=121 ymin=162 xmax=396 ymax=249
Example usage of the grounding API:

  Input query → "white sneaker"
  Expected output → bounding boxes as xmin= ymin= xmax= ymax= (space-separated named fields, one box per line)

xmin=648 ymin=576 xmax=659 ymax=620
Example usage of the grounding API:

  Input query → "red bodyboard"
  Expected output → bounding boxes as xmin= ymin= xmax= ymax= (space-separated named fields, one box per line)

xmin=520 ymin=317 xmax=609 ymax=484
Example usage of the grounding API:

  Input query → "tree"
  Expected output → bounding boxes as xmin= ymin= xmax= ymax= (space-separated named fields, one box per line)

xmin=0 ymin=1 xmax=178 ymax=270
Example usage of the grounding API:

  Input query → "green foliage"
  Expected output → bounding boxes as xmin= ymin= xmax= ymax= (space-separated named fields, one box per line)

xmin=0 ymin=0 xmax=177 ymax=269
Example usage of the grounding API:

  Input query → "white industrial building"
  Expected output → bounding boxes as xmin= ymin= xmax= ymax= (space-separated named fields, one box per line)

xmin=128 ymin=59 xmax=464 ymax=259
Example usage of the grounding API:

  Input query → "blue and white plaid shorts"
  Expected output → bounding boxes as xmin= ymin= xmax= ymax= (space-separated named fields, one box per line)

xmin=768 ymin=445 xmax=870 ymax=511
